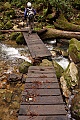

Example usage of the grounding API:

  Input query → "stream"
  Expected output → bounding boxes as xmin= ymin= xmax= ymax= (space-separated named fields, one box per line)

xmin=0 ymin=40 xmax=74 ymax=119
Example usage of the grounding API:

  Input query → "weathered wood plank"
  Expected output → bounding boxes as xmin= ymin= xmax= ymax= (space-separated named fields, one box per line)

xmin=25 ymin=82 xmax=59 ymax=89
xmin=18 ymin=115 xmax=69 ymax=120
xmin=28 ymin=66 xmax=55 ymax=71
xmin=19 ymin=105 xmax=67 ymax=115
xmin=21 ymin=95 xmax=64 ymax=105
xmin=27 ymin=73 xmax=56 ymax=78
xmin=25 ymin=78 xmax=58 ymax=83
xmin=22 ymin=89 xmax=61 ymax=96
xmin=22 ymin=32 xmax=51 ymax=58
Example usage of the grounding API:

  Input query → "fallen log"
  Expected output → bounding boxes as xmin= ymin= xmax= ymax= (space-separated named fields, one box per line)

xmin=39 ymin=28 xmax=80 ymax=40
xmin=0 ymin=29 xmax=29 ymax=33
xmin=0 ymin=28 xmax=80 ymax=40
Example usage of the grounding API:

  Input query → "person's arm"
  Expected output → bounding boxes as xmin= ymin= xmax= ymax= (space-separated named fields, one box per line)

xmin=24 ymin=8 xmax=27 ymax=19
xmin=33 ymin=9 xmax=36 ymax=15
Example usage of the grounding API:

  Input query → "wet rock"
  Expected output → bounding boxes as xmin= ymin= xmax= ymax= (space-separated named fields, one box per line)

xmin=68 ymin=38 xmax=80 ymax=63
xmin=53 ymin=60 xmax=64 ymax=79
xmin=71 ymin=89 xmax=80 ymax=120
xmin=8 ymin=73 xmax=22 ymax=82
xmin=60 ymin=76 xmax=71 ymax=98
xmin=16 ymin=33 xmax=26 ymax=45
xmin=62 ymin=62 xmax=79 ymax=90
xmin=40 ymin=59 xmax=53 ymax=66
xmin=4 ymin=21 xmax=13 ymax=30
xmin=10 ymin=32 xmax=20 ymax=41
xmin=19 ymin=61 xmax=32 ymax=74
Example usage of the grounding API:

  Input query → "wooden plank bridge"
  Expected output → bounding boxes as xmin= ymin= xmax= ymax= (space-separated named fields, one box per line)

xmin=18 ymin=31 xmax=69 ymax=120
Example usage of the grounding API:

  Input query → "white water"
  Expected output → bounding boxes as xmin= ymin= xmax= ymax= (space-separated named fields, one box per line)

xmin=0 ymin=43 xmax=31 ymax=63
xmin=53 ymin=56 xmax=69 ymax=70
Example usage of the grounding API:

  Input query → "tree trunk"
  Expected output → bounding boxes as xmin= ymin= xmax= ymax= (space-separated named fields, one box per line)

xmin=39 ymin=28 xmax=80 ymax=40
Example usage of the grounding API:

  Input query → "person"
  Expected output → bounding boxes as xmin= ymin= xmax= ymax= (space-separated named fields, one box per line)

xmin=24 ymin=2 xmax=36 ymax=34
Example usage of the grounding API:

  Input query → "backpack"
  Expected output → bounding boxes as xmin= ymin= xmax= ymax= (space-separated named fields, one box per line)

xmin=27 ymin=8 xmax=34 ymax=20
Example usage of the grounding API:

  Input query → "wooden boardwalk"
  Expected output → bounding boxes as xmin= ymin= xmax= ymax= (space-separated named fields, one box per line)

xmin=18 ymin=66 xmax=68 ymax=120
xmin=18 ymin=32 xmax=69 ymax=120
xmin=22 ymin=32 xmax=51 ymax=58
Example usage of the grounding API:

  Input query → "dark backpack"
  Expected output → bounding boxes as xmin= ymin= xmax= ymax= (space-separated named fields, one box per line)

xmin=27 ymin=8 xmax=34 ymax=20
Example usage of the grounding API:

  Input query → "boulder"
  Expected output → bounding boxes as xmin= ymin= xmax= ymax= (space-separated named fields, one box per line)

xmin=40 ymin=59 xmax=53 ymax=66
xmin=53 ymin=60 xmax=64 ymax=79
xmin=62 ymin=62 xmax=79 ymax=90
xmin=16 ymin=33 xmax=26 ymax=45
xmin=19 ymin=61 xmax=32 ymax=74
xmin=71 ymin=89 xmax=80 ymax=120
xmin=68 ymin=38 xmax=80 ymax=63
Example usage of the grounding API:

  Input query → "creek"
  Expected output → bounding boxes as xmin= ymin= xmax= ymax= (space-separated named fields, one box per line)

xmin=0 ymin=39 xmax=74 ymax=119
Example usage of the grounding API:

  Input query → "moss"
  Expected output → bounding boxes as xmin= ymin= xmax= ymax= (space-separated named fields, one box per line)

xmin=54 ymin=14 xmax=80 ymax=32
xmin=0 ymin=21 xmax=5 ymax=30
xmin=0 ymin=34 xmax=5 ymax=41
xmin=19 ymin=61 xmax=32 ymax=74
xmin=10 ymin=32 xmax=20 ymax=41
xmin=69 ymin=38 xmax=80 ymax=51
xmin=53 ymin=60 xmax=64 ymax=79
xmin=16 ymin=33 xmax=26 ymax=45
xmin=71 ymin=89 xmax=80 ymax=120
xmin=21 ymin=5 xmax=25 ymax=11
xmin=4 ymin=21 xmax=13 ymax=30
xmin=4 ymin=2 xmax=11 ymax=10
xmin=5 ymin=9 xmax=15 ymax=19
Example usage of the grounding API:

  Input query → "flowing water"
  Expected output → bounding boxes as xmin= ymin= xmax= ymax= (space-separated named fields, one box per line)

xmin=0 ymin=40 xmax=73 ymax=119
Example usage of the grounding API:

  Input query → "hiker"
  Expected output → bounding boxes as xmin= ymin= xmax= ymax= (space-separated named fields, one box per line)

xmin=24 ymin=2 xmax=36 ymax=34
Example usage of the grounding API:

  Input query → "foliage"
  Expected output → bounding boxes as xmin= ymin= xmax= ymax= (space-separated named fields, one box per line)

xmin=49 ymin=0 xmax=74 ymax=20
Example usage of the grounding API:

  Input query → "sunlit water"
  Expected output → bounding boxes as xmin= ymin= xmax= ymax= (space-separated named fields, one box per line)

xmin=0 ymin=43 xmax=31 ymax=63
xmin=53 ymin=56 xmax=69 ymax=70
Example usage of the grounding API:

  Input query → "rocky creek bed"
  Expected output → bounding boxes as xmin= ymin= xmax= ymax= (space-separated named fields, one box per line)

xmin=0 ymin=37 xmax=80 ymax=120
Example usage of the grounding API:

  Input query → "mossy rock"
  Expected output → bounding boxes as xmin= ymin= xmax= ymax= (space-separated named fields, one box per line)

xmin=69 ymin=38 xmax=80 ymax=51
xmin=19 ymin=61 xmax=32 ymax=74
xmin=40 ymin=59 xmax=53 ymax=66
xmin=4 ymin=21 xmax=13 ymax=30
xmin=0 ymin=23 xmax=4 ymax=30
xmin=53 ymin=60 xmax=64 ymax=79
xmin=10 ymin=32 xmax=20 ymax=41
xmin=71 ymin=89 xmax=80 ymax=120
xmin=21 ymin=5 xmax=25 ymax=11
xmin=16 ymin=33 xmax=26 ymax=45
xmin=5 ymin=9 xmax=15 ymax=19
xmin=0 ymin=34 xmax=5 ymax=41
xmin=54 ymin=14 xmax=80 ymax=32
xmin=68 ymin=38 xmax=80 ymax=63
xmin=63 ymin=62 xmax=79 ymax=89
xmin=4 ymin=2 xmax=11 ymax=10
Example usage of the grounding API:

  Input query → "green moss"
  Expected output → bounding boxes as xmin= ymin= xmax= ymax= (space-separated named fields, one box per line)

xmin=5 ymin=9 xmax=15 ymax=19
xmin=4 ymin=2 xmax=11 ymax=10
xmin=54 ymin=14 xmax=80 ymax=32
xmin=0 ymin=34 xmax=5 ymax=41
xmin=16 ymin=33 xmax=26 ymax=45
xmin=53 ymin=61 xmax=64 ymax=79
xmin=19 ymin=61 xmax=32 ymax=74
xmin=10 ymin=32 xmax=20 ymax=41
xmin=4 ymin=21 xmax=13 ymax=30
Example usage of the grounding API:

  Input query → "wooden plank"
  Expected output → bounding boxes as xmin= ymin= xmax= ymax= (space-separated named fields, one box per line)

xmin=26 ymin=78 xmax=58 ymax=83
xmin=18 ymin=115 xmax=69 ymax=120
xmin=22 ymin=32 xmax=51 ymax=58
xmin=22 ymin=89 xmax=61 ymax=96
xmin=28 ymin=66 xmax=55 ymax=72
xmin=21 ymin=95 xmax=64 ymax=105
xmin=25 ymin=82 xmax=59 ymax=89
xmin=27 ymin=73 xmax=56 ymax=78
xmin=19 ymin=105 xmax=67 ymax=115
